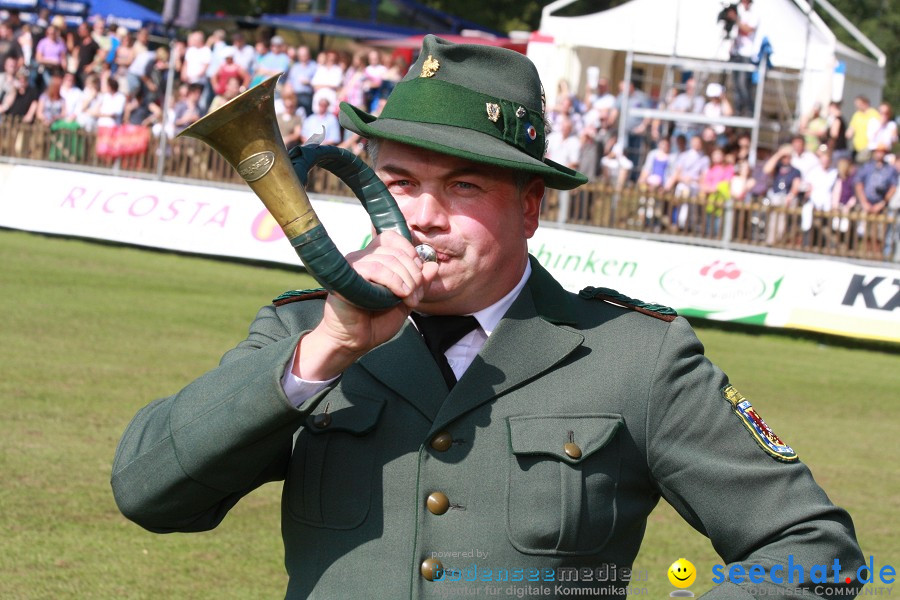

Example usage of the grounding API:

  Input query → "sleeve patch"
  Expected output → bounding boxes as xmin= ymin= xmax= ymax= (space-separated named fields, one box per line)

xmin=579 ymin=286 xmax=677 ymax=322
xmin=273 ymin=288 xmax=328 ymax=306
xmin=723 ymin=384 xmax=798 ymax=462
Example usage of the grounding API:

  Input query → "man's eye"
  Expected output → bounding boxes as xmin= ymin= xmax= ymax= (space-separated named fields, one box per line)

xmin=389 ymin=179 xmax=411 ymax=188
xmin=454 ymin=181 xmax=477 ymax=190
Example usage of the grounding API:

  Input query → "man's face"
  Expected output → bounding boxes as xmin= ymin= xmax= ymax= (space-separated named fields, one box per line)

xmin=791 ymin=137 xmax=805 ymax=154
xmin=375 ymin=141 xmax=544 ymax=314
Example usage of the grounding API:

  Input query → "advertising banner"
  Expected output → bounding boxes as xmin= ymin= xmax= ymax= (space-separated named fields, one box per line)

xmin=1 ymin=165 xmax=897 ymax=343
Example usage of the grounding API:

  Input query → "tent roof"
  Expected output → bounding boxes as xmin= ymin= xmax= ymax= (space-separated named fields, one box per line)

xmin=90 ymin=0 xmax=162 ymax=28
xmin=536 ymin=0 xmax=873 ymax=71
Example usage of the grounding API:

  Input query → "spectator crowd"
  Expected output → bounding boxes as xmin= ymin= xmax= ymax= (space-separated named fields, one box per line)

xmin=0 ymin=5 xmax=896 ymax=259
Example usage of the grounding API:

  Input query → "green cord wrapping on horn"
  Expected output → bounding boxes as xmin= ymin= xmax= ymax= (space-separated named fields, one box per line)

xmin=288 ymin=144 xmax=412 ymax=310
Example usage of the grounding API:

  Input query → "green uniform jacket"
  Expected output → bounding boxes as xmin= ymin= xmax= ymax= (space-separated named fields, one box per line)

xmin=111 ymin=258 xmax=864 ymax=599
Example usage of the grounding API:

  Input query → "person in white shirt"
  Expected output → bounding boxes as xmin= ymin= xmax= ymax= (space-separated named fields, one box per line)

xmin=730 ymin=0 xmax=760 ymax=116
xmin=300 ymin=96 xmax=340 ymax=145
xmin=801 ymin=146 xmax=837 ymax=247
xmin=866 ymin=102 xmax=898 ymax=151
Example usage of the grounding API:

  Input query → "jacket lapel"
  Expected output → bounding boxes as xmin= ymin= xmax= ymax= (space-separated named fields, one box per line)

xmin=430 ymin=258 xmax=584 ymax=433
xmin=357 ymin=322 xmax=449 ymax=422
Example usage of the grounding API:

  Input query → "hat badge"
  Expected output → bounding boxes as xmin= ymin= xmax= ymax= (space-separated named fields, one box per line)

xmin=420 ymin=55 xmax=440 ymax=78
xmin=486 ymin=103 xmax=501 ymax=123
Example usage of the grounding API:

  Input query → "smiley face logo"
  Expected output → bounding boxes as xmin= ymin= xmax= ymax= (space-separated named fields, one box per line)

xmin=668 ymin=558 xmax=696 ymax=588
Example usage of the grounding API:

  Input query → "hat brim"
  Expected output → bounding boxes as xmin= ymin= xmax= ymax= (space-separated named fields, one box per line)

xmin=340 ymin=103 xmax=586 ymax=190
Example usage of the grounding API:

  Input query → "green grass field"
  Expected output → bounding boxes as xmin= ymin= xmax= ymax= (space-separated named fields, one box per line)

xmin=1 ymin=229 xmax=897 ymax=599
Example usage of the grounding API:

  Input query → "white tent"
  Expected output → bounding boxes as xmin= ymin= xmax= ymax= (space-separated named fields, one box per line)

xmin=529 ymin=0 xmax=884 ymax=117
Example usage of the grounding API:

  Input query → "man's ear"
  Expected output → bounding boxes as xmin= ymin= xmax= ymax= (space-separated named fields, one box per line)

xmin=522 ymin=177 xmax=545 ymax=239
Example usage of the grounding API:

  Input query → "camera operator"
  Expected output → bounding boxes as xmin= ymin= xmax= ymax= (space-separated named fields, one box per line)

xmin=729 ymin=0 xmax=759 ymax=117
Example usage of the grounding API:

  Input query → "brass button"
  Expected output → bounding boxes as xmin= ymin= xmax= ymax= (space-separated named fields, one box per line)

xmin=420 ymin=558 xmax=443 ymax=581
xmin=430 ymin=431 xmax=452 ymax=452
xmin=312 ymin=413 xmax=331 ymax=428
xmin=426 ymin=492 xmax=450 ymax=515
xmin=563 ymin=442 xmax=582 ymax=459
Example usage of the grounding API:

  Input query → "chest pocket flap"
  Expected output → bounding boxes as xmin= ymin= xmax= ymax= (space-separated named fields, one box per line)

xmin=508 ymin=414 xmax=622 ymax=464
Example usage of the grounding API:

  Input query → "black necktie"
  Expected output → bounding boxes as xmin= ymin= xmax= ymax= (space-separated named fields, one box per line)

xmin=410 ymin=313 xmax=479 ymax=389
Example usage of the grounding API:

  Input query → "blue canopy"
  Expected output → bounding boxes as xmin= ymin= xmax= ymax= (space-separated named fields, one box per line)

xmin=89 ymin=0 xmax=162 ymax=28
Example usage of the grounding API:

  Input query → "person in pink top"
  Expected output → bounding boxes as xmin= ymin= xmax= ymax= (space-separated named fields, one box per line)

xmin=701 ymin=147 xmax=734 ymax=237
xmin=35 ymin=24 xmax=66 ymax=85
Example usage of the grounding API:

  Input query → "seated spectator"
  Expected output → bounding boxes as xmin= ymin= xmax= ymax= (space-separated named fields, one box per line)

xmin=362 ymin=49 xmax=386 ymax=112
xmin=667 ymin=76 xmax=704 ymax=142
xmin=36 ymin=72 xmax=66 ymax=127
xmin=730 ymin=159 xmax=755 ymax=204
xmin=114 ymin=28 xmax=136 ymax=75
xmin=0 ymin=68 xmax=38 ymax=122
xmin=801 ymin=146 xmax=837 ymax=247
xmin=548 ymin=92 xmax=583 ymax=137
xmin=230 ymin=32 xmax=255 ymax=75
xmin=763 ymin=145 xmax=803 ymax=245
xmin=600 ymin=139 xmax=634 ymax=190
xmin=831 ymin=154 xmax=856 ymax=246
xmin=338 ymin=51 xmax=367 ymax=110
xmin=867 ymin=102 xmax=898 ymax=151
xmin=93 ymin=76 xmax=126 ymax=128
xmin=277 ymin=88 xmax=303 ymax=149
xmin=301 ymin=96 xmax=340 ymax=145
xmin=310 ymin=49 xmax=343 ymax=104
xmin=173 ymin=82 xmax=203 ymax=135
xmin=546 ymin=113 xmax=580 ymax=171
xmin=0 ymin=22 xmax=23 ymax=74
xmin=790 ymin=133 xmax=818 ymax=184
xmin=208 ymin=75 xmax=242 ymax=113
xmin=577 ymin=125 xmax=602 ymax=182
xmin=666 ymin=135 xmax=709 ymax=198
xmin=855 ymin=144 xmax=897 ymax=218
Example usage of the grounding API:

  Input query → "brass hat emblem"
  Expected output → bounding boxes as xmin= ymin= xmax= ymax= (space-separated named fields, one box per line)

xmin=486 ymin=102 xmax=501 ymax=123
xmin=515 ymin=106 xmax=526 ymax=118
xmin=420 ymin=55 xmax=440 ymax=78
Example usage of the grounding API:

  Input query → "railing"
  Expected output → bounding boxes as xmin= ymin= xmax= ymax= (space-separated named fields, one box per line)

xmin=545 ymin=183 xmax=898 ymax=263
xmin=0 ymin=118 xmax=896 ymax=263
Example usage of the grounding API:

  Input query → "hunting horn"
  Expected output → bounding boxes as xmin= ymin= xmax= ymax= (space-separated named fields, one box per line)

xmin=178 ymin=74 xmax=434 ymax=310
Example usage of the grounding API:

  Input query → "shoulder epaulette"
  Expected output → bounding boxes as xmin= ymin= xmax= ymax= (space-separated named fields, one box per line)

xmin=273 ymin=288 xmax=328 ymax=306
xmin=579 ymin=286 xmax=677 ymax=322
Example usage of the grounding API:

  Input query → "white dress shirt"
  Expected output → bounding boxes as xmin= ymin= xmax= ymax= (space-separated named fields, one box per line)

xmin=281 ymin=261 xmax=532 ymax=407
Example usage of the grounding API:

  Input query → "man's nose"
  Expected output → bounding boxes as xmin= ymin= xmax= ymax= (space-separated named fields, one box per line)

xmin=405 ymin=191 xmax=449 ymax=232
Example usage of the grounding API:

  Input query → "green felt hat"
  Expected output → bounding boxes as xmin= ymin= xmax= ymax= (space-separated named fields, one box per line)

xmin=339 ymin=35 xmax=587 ymax=190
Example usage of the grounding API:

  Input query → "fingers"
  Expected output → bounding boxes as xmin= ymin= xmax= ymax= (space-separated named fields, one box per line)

xmin=346 ymin=230 xmax=428 ymax=307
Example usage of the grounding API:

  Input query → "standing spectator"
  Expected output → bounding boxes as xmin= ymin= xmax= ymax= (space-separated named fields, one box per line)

xmin=0 ymin=68 xmax=39 ymax=122
xmin=638 ymin=136 xmax=674 ymax=191
xmin=729 ymin=0 xmax=759 ymax=116
xmin=0 ymin=22 xmax=23 ymax=71
xmin=666 ymin=135 xmax=710 ymax=229
xmin=884 ymin=153 xmax=900 ymax=260
xmin=702 ymin=83 xmax=733 ymax=147
xmin=74 ymin=22 xmax=100 ymax=87
xmin=250 ymin=36 xmax=290 ymax=87
xmin=0 ymin=55 xmax=17 ymax=104
xmin=790 ymin=133 xmax=818 ymax=189
xmin=35 ymin=24 xmax=66 ymax=86
xmin=667 ymin=76 xmax=704 ymax=142
xmin=548 ymin=93 xmax=583 ymax=138
xmin=93 ymin=76 xmax=126 ymax=128
xmin=825 ymin=100 xmax=847 ymax=153
xmin=16 ymin=24 xmax=34 ymax=86
xmin=845 ymin=95 xmax=879 ymax=162
xmin=576 ymin=125 xmax=602 ymax=182
xmin=614 ymin=80 xmax=650 ymax=178
xmin=798 ymin=102 xmax=827 ymax=152
xmin=300 ymin=96 xmax=340 ymax=144
xmin=599 ymin=139 xmax=634 ymax=189
xmin=125 ymin=42 xmax=157 ymax=98
xmin=74 ymin=73 xmax=101 ymax=131
xmin=181 ymin=30 xmax=210 ymax=85
xmin=362 ymin=49 xmax=387 ymax=112
xmin=90 ymin=17 xmax=112 ymax=62
xmin=730 ymin=160 xmax=755 ymax=204
xmin=114 ymin=28 xmax=136 ymax=76
xmin=763 ymin=145 xmax=803 ymax=245
xmin=276 ymin=88 xmax=304 ymax=149
xmin=133 ymin=28 xmax=149 ymax=56
xmin=545 ymin=114 xmax=581 ymax=171
xmin=830 ymin=154 xmax=856 ymax=248
xmin=338 ymin=51 xmax=367 ymax=110
xmin=854 ymin=145 xmax=898 ymax=253
xmin=867 ymin=102 xmax=898 ymax=152
xmin=211 ymin=48 xmax=248 ymax=97
xmin=287 ymin=45 xmax=316 ymax=117
xmin=701 ymin=146 xmax=735 ymax=237
xmin=310 ymin=49 xmax=343 ymax=108
xmin=59 ymin=70 xmax=82 ymax=120
xmin=801 ymin=146 xmax=837 ymax=247
xmin=230 ymin=32 xmax=255 ymax=75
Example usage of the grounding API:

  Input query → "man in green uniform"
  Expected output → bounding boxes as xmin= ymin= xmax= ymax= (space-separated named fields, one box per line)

xmin=112 ymin=36 xmax=864 ymax=599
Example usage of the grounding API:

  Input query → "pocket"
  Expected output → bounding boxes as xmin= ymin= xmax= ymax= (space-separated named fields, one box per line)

xmin=285 ymin=387 xmax=385 ymax=530
xmin=506 ymin=414 xmax=623 ymax=556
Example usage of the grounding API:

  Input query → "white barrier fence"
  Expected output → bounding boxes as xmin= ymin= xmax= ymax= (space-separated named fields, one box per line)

xmin=1 ymin=165 xmax=897 ymax=343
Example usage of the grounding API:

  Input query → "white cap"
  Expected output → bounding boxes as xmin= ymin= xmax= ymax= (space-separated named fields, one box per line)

xmin=706 ymin=82 xmax=724 ymax=98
